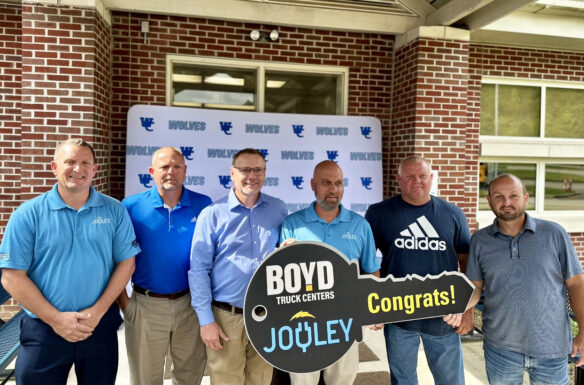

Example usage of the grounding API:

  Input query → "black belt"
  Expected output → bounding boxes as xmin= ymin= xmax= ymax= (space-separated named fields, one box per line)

xmin=212 ymin=300 xmax=243 ymax=314
xmin=133 ymin=284 xmax=189 ymax=300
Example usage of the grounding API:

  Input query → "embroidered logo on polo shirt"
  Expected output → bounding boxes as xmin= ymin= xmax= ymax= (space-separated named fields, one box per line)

xmin=341 ymin=232 xmax=357 ymax=240
xmin=92 ymin=216 xmax=111 ymax=225
xmin=394 ymin=216 xmax=446 ymax=251
xmin=0 ymin=253 xmax=8 ymax=260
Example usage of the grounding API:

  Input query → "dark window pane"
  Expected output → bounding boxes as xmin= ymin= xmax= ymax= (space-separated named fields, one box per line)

xmin=172 ymin=64 xmax=256 ymax=110
xmin=265 ymin=72 xmax=340 ymax=114
xmin=479 ymin=163 xmax=536 ymax=211
xmin=544 ymin=164 xmax=584 ymax=210
xmin=546 ymin=88 xmax=584 ymax=139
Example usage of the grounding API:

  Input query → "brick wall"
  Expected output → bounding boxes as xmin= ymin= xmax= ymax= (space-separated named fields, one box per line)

xmin=571 ymin=234 xmax=584 ymax=265
xmin=390 ymin=37 xmax=476 ymax=228
xmin=0 ymin=3 xmax=22 ymax=238
xmin=20 ymin=3 xmax=112 ymax=201
xmin=93 ymin=8 xmax=113 ymax=192
xmin=390 ymin=40 xmax=418 ymax=193
xmin=469 ymin=44 xmax=584 ymax=258
xmin=109 ymin=12 xmax=394 ymax=199
xmin=0 ymin=2 xmax=113 ymax=320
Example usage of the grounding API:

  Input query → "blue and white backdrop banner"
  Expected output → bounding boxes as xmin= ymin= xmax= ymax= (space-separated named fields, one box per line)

xmin=125 ymin=105 xmax=383 ymax=215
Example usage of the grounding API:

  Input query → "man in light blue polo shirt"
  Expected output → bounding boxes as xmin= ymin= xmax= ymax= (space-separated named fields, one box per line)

xmin=466 ymin=173 xmax=584 ymax=384
xmin=119 ymin=146 xmax=211 ymax=385
xmin=0 ymin=139 xmax=139 ymax=385
xmin=280 ymin=160 xmax=380 ymax=385
xmin=189 ymin=148 xmax=288 ymax=385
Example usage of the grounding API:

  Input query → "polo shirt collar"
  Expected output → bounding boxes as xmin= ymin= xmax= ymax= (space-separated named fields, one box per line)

xmin=491 ymin=213 xmax=536 ymax=236
xmin=147 ymin=186 xmax=191 ymax=209
xmin=47 ymin=183 xmax=102 ymax=211
xmin=304 ymin=202 xmax=350 ymax=223
xmin=228 ymin=188 xmax=265 ymax=210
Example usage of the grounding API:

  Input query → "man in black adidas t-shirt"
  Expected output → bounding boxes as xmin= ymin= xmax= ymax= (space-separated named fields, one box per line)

xmin=365 ymin=155 xmax=472 ymax=385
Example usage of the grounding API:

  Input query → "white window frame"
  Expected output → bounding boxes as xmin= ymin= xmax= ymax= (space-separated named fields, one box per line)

xmin=166 ymin=55 xmax=349 ymax=114
xmin=478 ymin=77 xmax=584 ymax=232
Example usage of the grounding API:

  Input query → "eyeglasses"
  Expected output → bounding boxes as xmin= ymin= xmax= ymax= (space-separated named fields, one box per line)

xmin=233 ymin=167 xmax=266 ymax=176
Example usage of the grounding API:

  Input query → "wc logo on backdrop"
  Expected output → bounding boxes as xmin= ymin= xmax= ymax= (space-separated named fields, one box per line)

xmin=360 ymin=126 xmax=372 ymax=139
xmin=138 ymin=174 xmax=153 ymax=188
xmin=326 ymin=151 xmax=339 ymax=162
xmin=220 ymin=121 xmax=233 ymax=135
xmin=180 ymin=147 xmax=194 ymax=160
xmin=258 ymin=149 xmax=269 ymax=161
xmin=291 ymin=177 xmax=304 ymax=190
xmin=218 ymin=176 xmax=231 ymax=188
xmin=244 ymin=242 xmax=475 ymax=373
xmin=292 ymin=125 xmax=304 ymax=138
xmin=360 ymin=177 xmax=373 ymax=190
xmin=140 ymin=117 xmax=155 ymax=132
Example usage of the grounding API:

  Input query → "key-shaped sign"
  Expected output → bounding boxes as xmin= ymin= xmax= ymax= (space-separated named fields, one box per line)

xmin=244 ymin=241 xmax=475 ymax=373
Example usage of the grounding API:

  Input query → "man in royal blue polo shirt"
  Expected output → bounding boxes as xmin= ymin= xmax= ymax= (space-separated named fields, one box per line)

xmin=280 ymin=160 xmax=380 ymax=385
xmin=119 ymin=146 xmax=211 ymax=385
xmin=189 ymin=148 xmax=287 ymax=385
xmin=0 ymin=138 xmax=139 ymax=385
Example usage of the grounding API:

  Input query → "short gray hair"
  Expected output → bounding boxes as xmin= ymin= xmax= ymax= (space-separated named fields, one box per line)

xmin=54 ymin=138 xmax=96 ymax=163
xmin=398 ymin=155 xmax=432 ymax=175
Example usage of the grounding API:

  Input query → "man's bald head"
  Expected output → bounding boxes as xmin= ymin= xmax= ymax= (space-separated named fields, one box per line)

xmin=311 ymin=160 xmax=344 ymax=212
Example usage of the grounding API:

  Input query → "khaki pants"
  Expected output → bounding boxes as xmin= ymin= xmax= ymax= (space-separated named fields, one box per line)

xmin=124 ymin=292 xmax=206 ymax=385
xmin=289 ymin=341 xmax=359 ymax=385
xmin=206 ymin=306 xmax=273 ymax=385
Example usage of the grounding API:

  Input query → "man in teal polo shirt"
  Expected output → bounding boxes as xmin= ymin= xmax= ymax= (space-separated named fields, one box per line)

xmin=280 ymin=160 xmax=380 ymax=385
xmin=119 ymin=146 xmax=211 ymax=385
xmin=0 ymin=138 xmax=139 ymax=385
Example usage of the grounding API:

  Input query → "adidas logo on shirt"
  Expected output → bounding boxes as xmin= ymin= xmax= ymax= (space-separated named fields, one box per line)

xmin=394 ymin=216 xmax=446 ymax=251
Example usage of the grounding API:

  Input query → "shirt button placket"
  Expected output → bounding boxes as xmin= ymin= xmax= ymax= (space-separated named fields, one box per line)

xmin=251 ymin=209 xmax=258 ymax=259
xmin=511 ymin=237 xmax=519 ymax=259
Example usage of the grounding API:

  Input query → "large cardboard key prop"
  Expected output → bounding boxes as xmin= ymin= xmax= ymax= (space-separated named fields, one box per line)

xmin=244 ymin=241 xmax=474 ymax=373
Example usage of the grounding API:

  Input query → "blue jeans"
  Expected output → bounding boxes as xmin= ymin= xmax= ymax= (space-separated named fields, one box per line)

xmin=384 ymin=323 xmax=465 ymax=385
xmin=484 ymin=342 xmax=569 ymax=385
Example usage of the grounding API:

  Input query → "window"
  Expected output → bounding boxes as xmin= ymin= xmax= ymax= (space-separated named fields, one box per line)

xmin=167 ymin=56 xmax=348 ymax=114
xmin=265 ymin=71 xmax=340 ymax=114
xmin=544 ymin=164 xmax=584 ymax=210
xmin=480 ymin=84 xmax=540 ymax=137
xmin=172 ymin=65 xmax=256 ymax=110
xmin=480 ymin=80 xmax=584 ymax=139
xmin=545 ymin=88 xmax=584 ymax=139
xmin=478 ymin=78 xmax=584 ymax=231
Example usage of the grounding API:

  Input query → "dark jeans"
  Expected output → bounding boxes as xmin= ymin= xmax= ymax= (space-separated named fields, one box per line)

xmin=16 ymin=305 xmax=122 ymax=385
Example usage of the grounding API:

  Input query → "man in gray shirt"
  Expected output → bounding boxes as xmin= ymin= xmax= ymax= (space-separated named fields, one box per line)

xmin=466 ymin=173 xmax=584 ymax=384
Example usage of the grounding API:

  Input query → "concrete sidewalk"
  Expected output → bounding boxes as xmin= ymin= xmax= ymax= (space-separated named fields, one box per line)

xmin=2 ymin=325 xmax=489 ymax=384
xmin=82 ymin=327 xmax=489 ymax=385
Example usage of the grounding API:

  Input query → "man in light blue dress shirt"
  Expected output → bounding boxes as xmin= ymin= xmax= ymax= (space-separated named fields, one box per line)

xmin=189 ymin=148 xmax=287 ymax=385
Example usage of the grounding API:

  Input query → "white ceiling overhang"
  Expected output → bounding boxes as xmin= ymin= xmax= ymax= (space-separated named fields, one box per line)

xmin=19 ymin=0 xmax=584 ymax=51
